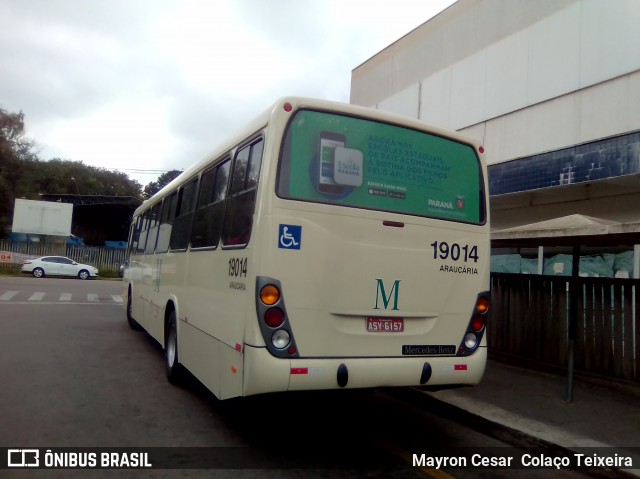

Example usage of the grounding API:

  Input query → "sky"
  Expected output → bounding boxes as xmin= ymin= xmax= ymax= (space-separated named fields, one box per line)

xmin=0 ymin=0 xmax=456 ymax=186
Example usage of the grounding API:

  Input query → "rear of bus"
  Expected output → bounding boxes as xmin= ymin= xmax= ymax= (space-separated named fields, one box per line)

xmin=244 ymin=99 xmax=490 ymax=396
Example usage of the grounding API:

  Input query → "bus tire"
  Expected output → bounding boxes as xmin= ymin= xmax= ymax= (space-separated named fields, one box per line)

xmin=165 ymin=310 xmax=185 ymax=385
xmin=126 ymin=288 xmax=144 ymax=331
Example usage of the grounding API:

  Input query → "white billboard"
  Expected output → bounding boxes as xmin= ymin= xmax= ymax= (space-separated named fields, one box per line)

xmin=12 ymin=199 xmax=73 ymax=236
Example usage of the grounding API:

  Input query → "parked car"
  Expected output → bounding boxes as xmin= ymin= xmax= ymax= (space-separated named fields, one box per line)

xmin=21 ymin=256 xmax=99 ymax=280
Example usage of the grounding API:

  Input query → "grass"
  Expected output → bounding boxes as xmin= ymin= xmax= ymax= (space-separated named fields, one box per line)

xmin=0 ymin=266 xmax=22 ymax=276
xmin=98 ymin=270 xmax=122 ymax=280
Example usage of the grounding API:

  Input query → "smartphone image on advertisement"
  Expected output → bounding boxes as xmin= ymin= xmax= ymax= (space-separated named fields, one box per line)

xmin=317 ymin=131 xmax=346 ymax=195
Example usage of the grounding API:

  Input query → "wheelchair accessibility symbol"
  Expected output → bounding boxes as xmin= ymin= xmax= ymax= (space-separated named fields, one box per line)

xmin=278 ymin=224 xmax=301 ymax=250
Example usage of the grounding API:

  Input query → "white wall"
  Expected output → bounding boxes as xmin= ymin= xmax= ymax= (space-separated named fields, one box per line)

xmin=354 ymin=0 xmax=640 ymax=165
xmin=460 ymin=70 xmax=640 ymax=164
xmin=12 ymin=199 xmax=73 ymax=236
xmin=423 ymin=0 xmax=640 ymax=132
xmin=378 ymin=84 xmax=420 ymax=118
xmin=351 ymin=0 xmax=576 ymax=107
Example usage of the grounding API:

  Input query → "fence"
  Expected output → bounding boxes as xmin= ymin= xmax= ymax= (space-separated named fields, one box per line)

xmin=0 ymin=240 xmax=127 ymax=275
xmin=490 ymin=273 xmax=640 ymax=384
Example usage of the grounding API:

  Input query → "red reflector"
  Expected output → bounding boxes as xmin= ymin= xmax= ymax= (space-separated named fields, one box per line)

xmin=291 ymin=368 xmax=308 ymax=375
xmin=283 ymin=102 xmax=293 ymax=112
xmin=235 ymin=343 xmax=242 ymax=352
xmin=479 ymin=146 xmax=485 ymax=154
xmin=454 ymin=364 xmax=468 ymax=371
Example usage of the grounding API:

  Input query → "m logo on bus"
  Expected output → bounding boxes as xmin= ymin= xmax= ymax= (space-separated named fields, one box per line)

xmin=373 ymin=278 xmax=400 ymax=311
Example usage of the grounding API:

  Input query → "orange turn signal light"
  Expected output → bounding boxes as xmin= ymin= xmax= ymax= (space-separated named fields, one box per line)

xmin=476 ymin=297 xmax=489 ymax=314
xmin=260 ymin=285 xmax=280 ymax=305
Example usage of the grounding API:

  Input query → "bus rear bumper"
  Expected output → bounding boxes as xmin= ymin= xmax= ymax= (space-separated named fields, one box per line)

xmin=242 ymin=345 xmax=487 ymax=397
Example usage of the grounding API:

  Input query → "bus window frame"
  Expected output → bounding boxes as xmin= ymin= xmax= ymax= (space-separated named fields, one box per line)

xmin=144 ymin=202 xmax=161 ymax=254
xmin=136 ymin=210 xmax=150 ymax=254
xmin=190 ymin=155 xmax=232 ymax=251
xmin=156 ymin=192 xmax=177 ymax=254
xmin=169 ymin=177 xmax=199 ymax=252
xmin=220 ymin=136 xmax=264 ymax=249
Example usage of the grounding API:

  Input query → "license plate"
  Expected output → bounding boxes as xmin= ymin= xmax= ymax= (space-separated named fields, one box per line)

xmin=366 ymin=317 xmax=404 ymax=332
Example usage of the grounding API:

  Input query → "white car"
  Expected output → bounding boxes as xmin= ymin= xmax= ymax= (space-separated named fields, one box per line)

xmin=21 ymin=256 xmax=99 ymax=280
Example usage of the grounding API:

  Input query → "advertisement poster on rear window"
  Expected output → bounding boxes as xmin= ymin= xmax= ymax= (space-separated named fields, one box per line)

xmin=278 ymin=110 xmax=483 ymax=224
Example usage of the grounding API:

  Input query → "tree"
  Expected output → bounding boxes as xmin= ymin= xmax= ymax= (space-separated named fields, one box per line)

xmin=0 ymin=108 xmax=37 ymax=236
xmin=0 ymin=109 xmax=25 ymax=154
xmin=0 ymin=106 xmax=146 ymax=238
xmin=143 ymin=169 xmax=182 ymax=199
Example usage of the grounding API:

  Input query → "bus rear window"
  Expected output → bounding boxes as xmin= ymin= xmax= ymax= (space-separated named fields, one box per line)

xmin=277 ymin=110 xmax=484 ymax=224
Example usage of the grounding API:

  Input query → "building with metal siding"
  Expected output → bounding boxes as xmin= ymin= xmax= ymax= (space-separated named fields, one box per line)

xmin=350 ymin=0 xmax=640 ymax=232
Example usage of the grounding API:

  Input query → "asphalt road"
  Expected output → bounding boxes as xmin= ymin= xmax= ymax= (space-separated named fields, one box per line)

xmin=0 ymin=277 xmax=419 ymax=478
xmin=0 ymin=276 xmax=591 ymax=479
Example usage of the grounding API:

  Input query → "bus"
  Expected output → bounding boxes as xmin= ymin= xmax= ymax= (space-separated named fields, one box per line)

xmin=123 ymin=97 xmax=490 ymax=400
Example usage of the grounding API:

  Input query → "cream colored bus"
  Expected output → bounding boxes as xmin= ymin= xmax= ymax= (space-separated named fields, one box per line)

xmin=123 ymin=97 xmax=490 ymax=400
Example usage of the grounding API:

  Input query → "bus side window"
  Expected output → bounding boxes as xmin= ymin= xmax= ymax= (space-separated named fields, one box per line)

xmin=145 ymin=203 xmax=161 ymax=254
xmin=246 ymin=139 xmax=263 ymax=189
xmin=222 ymin=138 xmax=263 ymax=247
xmin=130 ymin=216 xmax=142 ymax=255
xmin=156 ymin=192 xmax=177 ymax=253
xmin=170 ymin=178 xmax=198 ymax=251
xmin=191 ymin=158 xmax=230 ymax=249
xmin=136 ymin=211 xmax=150 ymax=254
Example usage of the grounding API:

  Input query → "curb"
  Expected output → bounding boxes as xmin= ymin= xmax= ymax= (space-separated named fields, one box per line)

xmin=396 ymin=387 xmax=639 ymax=479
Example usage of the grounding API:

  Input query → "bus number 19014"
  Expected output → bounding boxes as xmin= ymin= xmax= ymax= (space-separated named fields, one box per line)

xmin=430 ymin=241 xmax=479 ymax=263
xmin=229 ymin=257 xmax=248 ymax=277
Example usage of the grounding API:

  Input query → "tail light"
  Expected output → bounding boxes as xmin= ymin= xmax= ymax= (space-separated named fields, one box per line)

xmin=264 ymin=308 xmax=285 ymax=328
xmin=457 ymin=292 xmax=490 ymax=356
xmin=255 ymin=277 xmax=299 ymax=358
xmin=470 ymin=315 xmax=485 ymax=332
xmin=260 ymin=285 xmax=280 ymax=305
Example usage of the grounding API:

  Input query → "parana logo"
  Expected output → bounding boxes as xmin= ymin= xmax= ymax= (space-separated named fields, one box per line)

xmin=428 ymin=198 xmax=454 ymax=210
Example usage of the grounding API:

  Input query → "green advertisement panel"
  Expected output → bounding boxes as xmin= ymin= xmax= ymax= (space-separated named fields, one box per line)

xmin=277 ymin=110 xmax=483 ymax=223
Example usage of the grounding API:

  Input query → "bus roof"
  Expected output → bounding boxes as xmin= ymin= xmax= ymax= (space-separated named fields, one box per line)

xmin=135 ymin=96 xmax=482 ymax=215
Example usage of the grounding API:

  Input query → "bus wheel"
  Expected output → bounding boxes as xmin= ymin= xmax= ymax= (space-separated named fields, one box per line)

xmin=165 ymin=311 xmax=185 ymax=385
xmin=126 ymin=289 xmax=143 ymax=331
